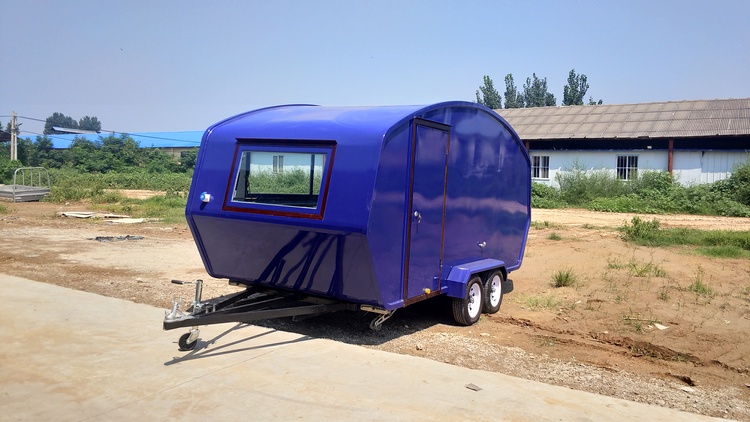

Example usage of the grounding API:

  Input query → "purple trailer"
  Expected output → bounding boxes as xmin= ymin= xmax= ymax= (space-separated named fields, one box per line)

xmin=164 ymin=101 xmax=530 ymax=350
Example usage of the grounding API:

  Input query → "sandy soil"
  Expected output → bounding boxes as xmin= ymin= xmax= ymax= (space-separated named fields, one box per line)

xmin=0 ymin=200 xmax=748 ymax=420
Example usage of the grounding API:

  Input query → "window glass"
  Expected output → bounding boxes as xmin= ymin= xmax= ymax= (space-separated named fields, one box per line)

xmin=232 ymin=151 xmax=326 ymax=208
xmin=532 ymin=155 xmax=550 ymax=179
xmin=616 ymin=155 xmax=638 ymax=180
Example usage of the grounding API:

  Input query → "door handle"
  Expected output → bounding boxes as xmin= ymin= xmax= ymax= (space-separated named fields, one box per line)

xmin=413 ymin=211 xmax=422 ymax=223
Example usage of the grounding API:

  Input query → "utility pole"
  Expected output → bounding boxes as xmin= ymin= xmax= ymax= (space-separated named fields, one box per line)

xmin=10 ymin=111 xmax=18 ymax=161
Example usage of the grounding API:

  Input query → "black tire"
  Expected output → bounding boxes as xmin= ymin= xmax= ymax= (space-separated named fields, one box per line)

xmin=483 ymin=270 xmax=505 ymax=314
xmin=452 ymin=276 xmax=483 ymax=326
xmin=178 ymin=332 xmax=198 ymax=351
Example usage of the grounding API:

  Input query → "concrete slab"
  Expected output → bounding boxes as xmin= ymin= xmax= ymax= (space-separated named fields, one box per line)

xmin=0 ymin=274 xmax=724 ymax=421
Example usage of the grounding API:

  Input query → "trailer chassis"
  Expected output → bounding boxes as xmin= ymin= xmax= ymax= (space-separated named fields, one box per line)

xmin=164 ymin=279 xmax=392 ymax=350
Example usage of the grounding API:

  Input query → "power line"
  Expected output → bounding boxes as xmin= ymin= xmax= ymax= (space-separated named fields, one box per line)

xmin=5 ymin=114 xmax=201 ymax=144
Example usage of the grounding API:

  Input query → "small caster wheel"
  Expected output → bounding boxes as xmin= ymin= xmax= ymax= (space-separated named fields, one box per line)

xmin=369 ymin=318 xmax=383 ymax=331
xmin=178 ymin=331 xmax=198 ymax=351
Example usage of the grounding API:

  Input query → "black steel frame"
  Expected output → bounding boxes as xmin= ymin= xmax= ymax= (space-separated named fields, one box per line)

xmin=163 ymin=286 xmax=358 ymax=331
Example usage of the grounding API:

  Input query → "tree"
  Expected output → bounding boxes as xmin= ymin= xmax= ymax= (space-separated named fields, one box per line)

xmin=177 ymin=148 xmax=199 ymax=172
xmin=523 ymin=73 xmax=556 ymax=107
xmin=44 ymin=112 xmax=78 ymax=134
xmin=588 ymin=97 xmax=603 ymax=105
xmin=475 ymin=75 xmax=502 ymax=109
xmin=503 ymin=74 xmax=524 ymax=108
xmin=78 ymin=116 xmax=102 ymax=132
xmin=68 ymin=137 xmax=102 ymax=172
xmin=562 ymin=69 xmax=589 ymax=106
xmin=29 ymin=136 xmax=62 ymax=168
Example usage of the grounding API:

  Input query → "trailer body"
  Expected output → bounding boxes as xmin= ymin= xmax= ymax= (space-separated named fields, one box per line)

xmin=186 ymin=102 xmax=530 ymax=315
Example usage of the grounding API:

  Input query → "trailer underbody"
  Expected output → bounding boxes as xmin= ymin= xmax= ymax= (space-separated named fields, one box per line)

xmin=163 ymin=280 xmax=393 ymax=350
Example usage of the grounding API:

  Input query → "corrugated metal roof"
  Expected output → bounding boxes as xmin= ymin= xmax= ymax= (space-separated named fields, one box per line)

xmin=496 ymin=98 xmax=750 ymax=139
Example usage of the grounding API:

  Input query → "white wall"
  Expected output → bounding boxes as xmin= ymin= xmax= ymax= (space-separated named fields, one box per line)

xmin=532 ymin=150 xmax=667 ymax=187
xmin=531 ymin=150 xmax=749 ymax=187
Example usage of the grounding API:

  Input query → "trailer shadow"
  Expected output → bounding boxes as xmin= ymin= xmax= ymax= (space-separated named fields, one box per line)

xmin=164 ymin=324 xmax=315 ymax=366
xmin=166 ymin=278 xmax=516 ymax=363
xmin=252 ymin=278 xmax=515 ymax=347
xmin=251 ymin=295 xmax=461 ymax=347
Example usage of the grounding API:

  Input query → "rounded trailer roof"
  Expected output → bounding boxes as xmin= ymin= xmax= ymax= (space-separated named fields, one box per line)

xmin=206 ymin=101 xmax=504 ymax=144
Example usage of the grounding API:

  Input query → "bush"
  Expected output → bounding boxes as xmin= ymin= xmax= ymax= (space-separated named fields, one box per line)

xmin=46 ymin=169 xmax=192 ymax=202
xmin=556 ymin=168 xmax=628 ymax=206
xmin=548 ymin=165 xmax=750 ymax=217
xmin=531 ymin=182 xmax=564 ymax=208
xmin=726 ymin=162 xmax=750 ymax=206
xmin=620 ymin=217 xmax=661 ymax=243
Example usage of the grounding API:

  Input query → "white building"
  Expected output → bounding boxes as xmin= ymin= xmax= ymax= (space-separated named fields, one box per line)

xmin=498 ymin=98 xmax=750 ymax=186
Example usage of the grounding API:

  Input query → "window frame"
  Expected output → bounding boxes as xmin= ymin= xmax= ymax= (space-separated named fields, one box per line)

xmin=222 ymin=139 xmax=337 ymax=220
xmin=531 ymin=155 xmax=550 ymax=179
xmin=616 ymin=155 xmax=638 ymax=181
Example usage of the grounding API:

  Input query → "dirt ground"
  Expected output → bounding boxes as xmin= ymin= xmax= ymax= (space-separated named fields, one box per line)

xmin=1 ymin=197 xmax=749 ymax=420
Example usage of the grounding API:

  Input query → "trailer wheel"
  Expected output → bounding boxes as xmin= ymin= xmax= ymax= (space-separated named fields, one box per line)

xmin=483 ymin=270 xmax=504 ymax=314
xmin=452 ymin=277 xmax=483 ymax=326
xmin=178 ymin=332 xmax=198 ymax=351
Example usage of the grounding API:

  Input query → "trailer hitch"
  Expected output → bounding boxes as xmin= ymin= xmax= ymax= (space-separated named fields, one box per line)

xmin=165 ymin=279 xmax=206 ymax=351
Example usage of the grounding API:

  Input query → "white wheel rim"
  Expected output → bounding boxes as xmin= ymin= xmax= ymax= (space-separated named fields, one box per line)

xmin=467 ymin=282 xmax=482 ymax=318
xmin=488 ymin=275 xmax=502 ymax=307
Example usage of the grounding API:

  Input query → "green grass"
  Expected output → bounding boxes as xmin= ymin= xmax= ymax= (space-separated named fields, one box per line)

xmin=0 ymin=202 xmax=8 ymax=214
xmin=519 ymin=293 xmax=564 ymax=310
xmin=620 ymin=217 xmax=750 ymax=258
xmin=695 ymin=246 xmax=750 ymax=259
xmin=551 ymin=267 xmax=579 ymax=288
xmin=92 ymin=194 xmax=187 ymax=224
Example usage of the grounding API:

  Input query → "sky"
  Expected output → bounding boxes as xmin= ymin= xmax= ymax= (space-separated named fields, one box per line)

xmin=2 ymin=0 xmax=749 ymax=137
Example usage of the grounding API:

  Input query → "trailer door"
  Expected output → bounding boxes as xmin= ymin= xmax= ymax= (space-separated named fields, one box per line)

xmin=404 ymin=119 xmax=450 ymax=303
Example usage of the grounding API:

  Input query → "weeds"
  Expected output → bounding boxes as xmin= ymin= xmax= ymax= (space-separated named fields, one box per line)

xmin=657 ymin=287 xmax=670 ymax=301
xmin=548 ymin=232 xmax=562 ymax=241
xmin=531 ymin=220 xmax=561 ymax=230
xmin=738 ymin=285 xmax=750 ymax=303
xmin=92 ymin=194 xmax=187 ymax=224
xmin=686 ymin=267 xmax=714 ymax=302
xmin=551 ymin=267 xmax=579 ymax=288
xmin=519 ymin=293 xmax=564 ymax=310
xmin=627 ymin=258 xmax=667 ymax=278
xmin=532 ymin=164 xmax=750 ymax=217
xmin=607 ymin=257 xmax=625 ymax=270
xmin=0 ymin=202 xmax=8 ymax=214
xmin=622 ymin=309 xmax=659 ymax=334
xmin=46 ymin=169 xmax=192 ymax=202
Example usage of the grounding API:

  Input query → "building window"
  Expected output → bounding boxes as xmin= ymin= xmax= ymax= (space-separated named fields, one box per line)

xmin=617 ymin=155 xmax=638 ymax=180
xmin=272 ymin=155 xmax=284 ymax=173
xmin=532 ymin=155 xmax=549 ymax=179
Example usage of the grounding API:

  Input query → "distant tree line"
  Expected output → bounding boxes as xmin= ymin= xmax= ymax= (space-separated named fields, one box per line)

xmin=0 ymin=134 xmax=196 ymax=174
xmin=476 ymin=69 xmax=603 ymax=109
xmin=0 ymin=113 xmax=197 ymax=182
xmin=44 ymin=112 xmax=102 ymax=134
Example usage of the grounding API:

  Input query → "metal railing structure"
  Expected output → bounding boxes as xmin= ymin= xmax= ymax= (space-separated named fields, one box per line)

xmin=0 ymin=167 xmax=51 ymax=202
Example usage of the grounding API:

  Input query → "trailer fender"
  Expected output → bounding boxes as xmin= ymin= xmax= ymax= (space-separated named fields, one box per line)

xmin=442 ymin=258 xmax=506 ymax=299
